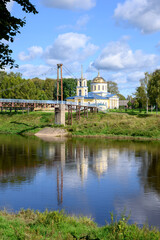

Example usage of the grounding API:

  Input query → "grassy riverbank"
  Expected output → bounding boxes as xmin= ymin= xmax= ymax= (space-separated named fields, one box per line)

xmin=0 ymin=110 xmax=160 ymax=139
xmin=69 ymin=111 xmax=160 ymax=139
xmin=0 ymin=210 xmax=160 ymax=240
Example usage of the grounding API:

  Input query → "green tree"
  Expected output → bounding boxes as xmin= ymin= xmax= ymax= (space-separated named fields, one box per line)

xmin=87 ymin=80 xmax=92 ymax=92
xmin=107 ymin=81 xmax=119 ymax=94
xmin=134 ymin=78 xmax=148 ymax=109
xmin=44 ymin=78 xmax=56 ymax=100
xmin=54 ymin=78 xmax=77 ymax=100
xmin=0 ymin=0 xmax=38 ymax=69
xmin=117 ymin=93 xmax=126 ymax=100
xmin=147 ymin=70 xmax=160 ymax=113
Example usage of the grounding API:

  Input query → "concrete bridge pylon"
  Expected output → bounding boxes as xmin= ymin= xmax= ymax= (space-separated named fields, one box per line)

xmin=55 ymin=104 xmax=66 ymax=126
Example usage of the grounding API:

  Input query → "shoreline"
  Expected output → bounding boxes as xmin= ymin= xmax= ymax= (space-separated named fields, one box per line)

xmin=0 ymin=111 xmax=159 ymax=142
xmin=0 ymin=129 xmax=160 ymax=142
xmin=71 ymin=134 xmax=160 ymax=141
xmin=0 ymin=210 xmax=160 ymax=239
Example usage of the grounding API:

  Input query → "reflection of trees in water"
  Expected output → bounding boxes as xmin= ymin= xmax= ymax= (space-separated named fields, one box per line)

xmin=137 ymin=147 xmax=160 ymax=195
xmin=0 ymin=135 xmax=63 ymax=186
xmin=1 ymin=135 xmax=160 ymax=196
xmin=120 ymin=140 xmax=160 ymax=196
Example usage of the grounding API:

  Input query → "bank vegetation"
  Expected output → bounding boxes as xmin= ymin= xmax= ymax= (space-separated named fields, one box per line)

xmin=0 ymin=210 xmax=160 ymax=240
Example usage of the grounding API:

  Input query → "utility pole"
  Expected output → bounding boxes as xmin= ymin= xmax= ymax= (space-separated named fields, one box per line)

xmin=57 ymin=64 xmax=63 ymax=101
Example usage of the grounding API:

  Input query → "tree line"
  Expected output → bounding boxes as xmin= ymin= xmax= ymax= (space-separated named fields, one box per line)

xmin=131 ymin=70 xmax=160 ymax=112
xmin=0 ymin=71 xmax=125 ymax=101
xmin=0 ymin=72 xmax=77 ymax=100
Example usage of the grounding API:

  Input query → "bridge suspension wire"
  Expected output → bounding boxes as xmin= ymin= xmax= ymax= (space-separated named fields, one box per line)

xmin=63 ymin=64 xmax=78 ymax=79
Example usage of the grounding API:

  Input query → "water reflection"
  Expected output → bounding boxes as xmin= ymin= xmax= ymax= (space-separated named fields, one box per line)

xmin=1 ymin=136 xmax=160 ymax=227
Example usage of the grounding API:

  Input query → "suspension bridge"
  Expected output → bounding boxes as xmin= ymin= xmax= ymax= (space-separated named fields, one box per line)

xmin=0 ymin=98 xmax=98 ymax=125
xmin=0 ymin=64 xmax=100 ymax=125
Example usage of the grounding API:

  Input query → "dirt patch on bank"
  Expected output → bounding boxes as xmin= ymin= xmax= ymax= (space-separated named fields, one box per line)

xmin=35 ymin=127 xmax=68 ymax=137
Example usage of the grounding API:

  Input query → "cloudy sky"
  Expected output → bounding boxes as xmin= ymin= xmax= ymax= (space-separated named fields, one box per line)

xmin=7 ymin=0 xmax=160 ymax=96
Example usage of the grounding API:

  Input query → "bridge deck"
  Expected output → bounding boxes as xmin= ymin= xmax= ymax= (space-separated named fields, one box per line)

xmin=0 ymin=99 xmax=97 ymax=108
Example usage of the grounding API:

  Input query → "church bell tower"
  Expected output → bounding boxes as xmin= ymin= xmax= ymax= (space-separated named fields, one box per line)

xmin=76 ymin=66 xmax=88 ymax=97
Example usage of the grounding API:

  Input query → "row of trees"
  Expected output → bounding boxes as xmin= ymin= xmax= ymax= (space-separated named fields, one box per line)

xmin=0 ymin=71 xmax=125 ymax=100
xmin=0 ymin=72 xmax=77 ymax=100
xmin=133 ymin=70 xmax=160 ymax=111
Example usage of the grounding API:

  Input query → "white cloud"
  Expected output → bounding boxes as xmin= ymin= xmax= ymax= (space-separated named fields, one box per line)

xmin=41 ymin=0 xmax=96 ymax=10
xmin=127 ymin=71 xmax=145 ymax=82
xmin=18 ymin=64 xmax=52 ymax=78
xmin=92 ymin=40 xmax=158 ymax=71
xmin=6 ymin=0 xmax=14 ymax=12
xmin=44 ymin=32 xmax=98 ymax=64
xmin=18 ymin=46 xmax=43 ymax=61
xmin=76 ymin=15 xmax=90 ymax=28
xmin=114 ymin=0 xmax=160 ymax=34
xmin=57 ymin=15 xmax=90 ymax=30
xmin=17 ymin=32 xmax=98 ymax=79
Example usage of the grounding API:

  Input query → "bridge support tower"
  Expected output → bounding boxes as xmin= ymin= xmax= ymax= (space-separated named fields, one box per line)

xmin=55 ymin=104 xmax=65 ymax=126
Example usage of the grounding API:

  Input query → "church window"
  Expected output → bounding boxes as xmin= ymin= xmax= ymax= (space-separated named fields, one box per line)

xmin=105 ymin=85 xmax=107 ymax=90
xmin=102 ymin=85 xmax=104 ymax=91
xmin=79 ymin=90 xmax=82 ymax=96
xmin=85 ymin=89 xmax=87 ymax=96
xmin=80 ymin=81 xmax=82 ymax=87
xmin=98 ymin=85 xmax=100 ymax=90
xmin=94 ymin=86 xmax=96 ymax=91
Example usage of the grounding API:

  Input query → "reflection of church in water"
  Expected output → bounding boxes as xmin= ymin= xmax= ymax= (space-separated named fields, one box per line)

xmin=44 ymin=141 xmax=119 ymax=180
xmin=38 ymin=141 xmax=120 ymax=205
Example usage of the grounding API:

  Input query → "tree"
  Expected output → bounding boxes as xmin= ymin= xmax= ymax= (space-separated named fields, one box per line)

xmin=54 ymin=78 xmax=77 ymax=100
xmin=44 ymin=78 xmax=56 ymax=100
xmin=0 ymin=0 xmax=38 ymax=69
xmin=134 ymin=78 xmax=148 ymax=109
xmin=87 ymin=80 xmax=92 ymax=92
xmin=107 ymin=81 xmax=119 ymax=94
xmin=117 ymin=93 xmax=126 ymax=100
xmin=148 ymin=70 xmax=160 ymax=113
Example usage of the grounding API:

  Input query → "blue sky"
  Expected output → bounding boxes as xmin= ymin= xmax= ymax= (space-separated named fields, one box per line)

xmin=6 ymin=0 xmax=160 ymax=96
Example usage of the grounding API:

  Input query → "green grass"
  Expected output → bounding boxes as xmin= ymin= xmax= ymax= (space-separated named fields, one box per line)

xmin=0 ymin=110 xmax=160 ymax=139
xmin=69 ymin=111 xmax=160 ymax=139
xmin=0 ymin=210 xmax=159 ymax=240
xmin=0 ymin=111 xmax=56 ymax=135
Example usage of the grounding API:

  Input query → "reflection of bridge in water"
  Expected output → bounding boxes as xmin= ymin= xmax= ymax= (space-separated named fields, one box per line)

xmin=0 ymin=99 xmax=98 ymax=125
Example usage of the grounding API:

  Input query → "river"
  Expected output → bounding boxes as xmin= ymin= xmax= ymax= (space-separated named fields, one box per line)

xmin=0 ymin=134 xmax=160 ymax=227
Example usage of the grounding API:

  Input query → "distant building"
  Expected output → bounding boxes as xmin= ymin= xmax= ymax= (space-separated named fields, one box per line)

xmin=119 ymin=100 xmax=129 ymax=108
xmin=66 ymin=71 xmax=119 ymax=110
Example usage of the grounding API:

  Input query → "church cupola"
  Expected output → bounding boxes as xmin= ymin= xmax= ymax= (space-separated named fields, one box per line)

xmin=76 ymin=66 xmax=88 ymax=97
xmin=91 ymin=72 xmax=107 ymax=93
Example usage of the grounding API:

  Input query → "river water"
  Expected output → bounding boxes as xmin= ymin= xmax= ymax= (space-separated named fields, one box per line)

xmin=0 ymin=134 xmax=160 ymax=227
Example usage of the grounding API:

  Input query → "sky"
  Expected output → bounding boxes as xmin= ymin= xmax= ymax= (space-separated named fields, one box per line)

xmin=6 ymin=0 xmax=160 ymax=96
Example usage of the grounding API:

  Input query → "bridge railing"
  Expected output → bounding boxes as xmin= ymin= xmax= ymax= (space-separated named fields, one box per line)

xmin=0 ymin=99 xmax=98 ymax=108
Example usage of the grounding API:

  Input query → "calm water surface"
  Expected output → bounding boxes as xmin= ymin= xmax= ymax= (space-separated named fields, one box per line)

xmin=0 ymin=134 xmax=160 ymax=227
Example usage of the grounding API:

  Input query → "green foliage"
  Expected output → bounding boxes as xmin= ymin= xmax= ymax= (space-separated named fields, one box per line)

xmin=148 ymin=70 xmax=160 ymax=109
xmin=0 ymin=72 xmax=57 ymax=100
xmin=69 ymin=111 xmax=160 ymax=139
xmin=0 ymin=0 xmax=38 ymax=69
xmin=87 ymin=80 xmax=92 ymax=92
xmin=54 ymin=78 xmax=77 ymax=100
xmin=0 ymin=210 xmax=160 ymax=240
xmin=134 ymin=76 xmax=148 ymax=109
xmin=107 ymin=81 xmax=119 ymax=94
xmin=117 ymin=93 xmax=126 ymax=100
xmin=63 ymin=78 xmax=77 ymax=99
